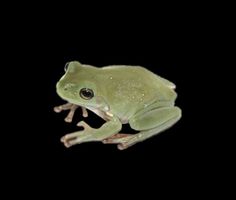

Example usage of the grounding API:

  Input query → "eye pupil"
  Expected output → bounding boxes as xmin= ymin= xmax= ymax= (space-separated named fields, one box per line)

xmin=80 ymin=88 xmax=94 ymax=100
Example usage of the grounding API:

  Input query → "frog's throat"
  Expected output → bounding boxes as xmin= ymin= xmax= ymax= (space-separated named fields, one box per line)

xmin=95 ymin=96 xmax=110 ymax=112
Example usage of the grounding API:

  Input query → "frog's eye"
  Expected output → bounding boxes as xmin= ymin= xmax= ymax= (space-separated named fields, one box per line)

xmin=64 ymin=62 xmax=69 ymax=72
xmin=80 ymin=88 xmax=94 ymax=100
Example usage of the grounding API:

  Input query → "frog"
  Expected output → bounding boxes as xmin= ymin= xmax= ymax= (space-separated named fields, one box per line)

xmin=54 ymin=61 xmax=181 ymax=150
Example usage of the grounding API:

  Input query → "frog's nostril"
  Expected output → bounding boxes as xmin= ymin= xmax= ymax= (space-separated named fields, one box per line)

xmin=63 ymin=83 xmax=74 ymax=91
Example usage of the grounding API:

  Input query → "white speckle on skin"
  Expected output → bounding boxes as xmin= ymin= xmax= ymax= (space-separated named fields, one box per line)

xmin=104 ymin=105 xmax=109 ymax=111
xmin=110 ymin=76 xmax=113 ymax=80
xmin=142 ymin=93 xmax=145 ymax=97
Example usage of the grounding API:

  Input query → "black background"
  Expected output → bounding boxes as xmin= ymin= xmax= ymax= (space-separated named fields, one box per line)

xmin=2 ymin=5 xmax=224 ymax=198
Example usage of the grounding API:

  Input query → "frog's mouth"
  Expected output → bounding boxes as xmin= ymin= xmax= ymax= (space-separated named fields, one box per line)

xmin=58 ymin=95 xmax=96 ymax=111
xmin=62 ymin=97 xmax=77 ymax=105
xmin=56 ymin=87 xmax=78 ymax=105
xmin=56 ymin=90 xmax=79 ymax=105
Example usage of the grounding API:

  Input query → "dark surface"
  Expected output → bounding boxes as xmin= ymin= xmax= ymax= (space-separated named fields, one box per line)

xmin=3 ymin=11 xmax=220 ymax=197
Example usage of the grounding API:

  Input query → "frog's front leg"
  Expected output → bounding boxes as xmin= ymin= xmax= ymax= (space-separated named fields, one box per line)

xmin=61 ymin=117 xmax=122 ymax=148
xmin=54 ymin=102 xmax=88 ymax=122
xmin=110 ymin=106 xmax=181 ymax=150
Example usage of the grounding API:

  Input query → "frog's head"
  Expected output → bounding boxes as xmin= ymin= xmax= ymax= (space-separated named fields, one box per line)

xmin=56 ymin=61 xmax=109 ymax=111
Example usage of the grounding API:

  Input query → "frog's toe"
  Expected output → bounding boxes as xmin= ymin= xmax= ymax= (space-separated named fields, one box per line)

xmin=117 ymin=140 xmax=135 ymax=150
xmin=76 ymin=121 xmax=93 ymax=131
xmin=117 ymin=135 xmax=140 ymax=150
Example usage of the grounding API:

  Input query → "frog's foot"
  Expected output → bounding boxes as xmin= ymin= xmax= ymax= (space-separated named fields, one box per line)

xmin=61 ymin=121 xmax=95 ymax=147
xmin=102 ymin=133 xmax=132 ymax=144
xmin=117 ymin=138 xmax=136 ymax=150
xmin=54 ymin=103 xmax=88 ymax=122
xmin=102 ymin=133 xmax=139 ymax=150
xmin=54 ymin=102 xmax=74 ymax=113
xmin=116 ymin=133 xmax=149 ymax=150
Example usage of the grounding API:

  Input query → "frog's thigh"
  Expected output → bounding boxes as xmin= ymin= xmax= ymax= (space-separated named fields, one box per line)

xmin=130 ymin=106 xmax=181 ymax=131
xmin=118 ymin=106 xmax=181 ymax=150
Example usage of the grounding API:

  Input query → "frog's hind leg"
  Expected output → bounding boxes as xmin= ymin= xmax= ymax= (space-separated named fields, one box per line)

xmin=102 ymin=133 xmax=132 ymax=144
xmin=116 ymin=106 xmax=181 ymax=150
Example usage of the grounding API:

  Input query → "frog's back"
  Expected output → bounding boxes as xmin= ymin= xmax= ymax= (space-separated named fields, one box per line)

xmin=101 ymin=65 xmax=175 ymax=89
xmin=101 ymin=65 xmax=157 ymax=82
xmin=98 ymin=65 xmax=177 ymax=102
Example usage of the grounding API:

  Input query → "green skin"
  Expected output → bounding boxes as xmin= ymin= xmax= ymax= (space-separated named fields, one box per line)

xmin=54 ymin=61 xmax=181 ymax=150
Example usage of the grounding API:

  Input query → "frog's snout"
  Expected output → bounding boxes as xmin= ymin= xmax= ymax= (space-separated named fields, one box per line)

xmin=56 ymin=81 xmax=78 ymax=98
